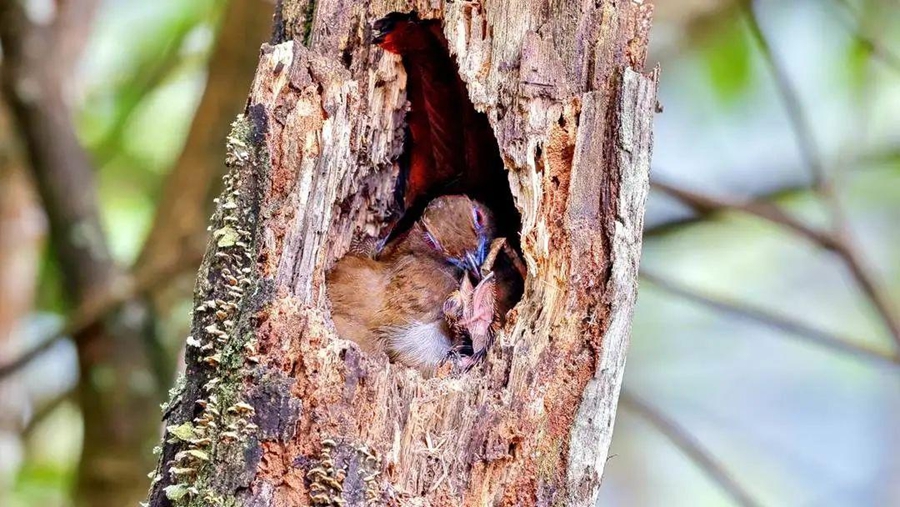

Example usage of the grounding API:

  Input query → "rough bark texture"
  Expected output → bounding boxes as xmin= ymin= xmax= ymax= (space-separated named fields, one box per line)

xmin=149 ymin=1 xmax=656 ymax=506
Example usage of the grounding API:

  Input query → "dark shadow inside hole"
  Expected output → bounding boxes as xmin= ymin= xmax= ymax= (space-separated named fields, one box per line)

xmin=324 ymin=12 xmax=525 ymax=374
xmin=374 ymin=11 xmax=525 ymax=312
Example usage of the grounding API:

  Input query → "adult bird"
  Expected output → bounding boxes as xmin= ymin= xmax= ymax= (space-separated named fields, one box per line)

xmin=327 ymin=195 xmax=496 ymax=373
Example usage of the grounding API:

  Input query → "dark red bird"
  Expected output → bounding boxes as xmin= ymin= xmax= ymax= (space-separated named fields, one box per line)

xmin=372 ymin=12 xmax=517 ymax=233
xmin=363 ymin=12 xmax=526 ymax=369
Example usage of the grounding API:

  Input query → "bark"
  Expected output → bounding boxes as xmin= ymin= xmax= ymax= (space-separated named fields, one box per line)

xmin=149 ymin=1 xmax=657 ymax=506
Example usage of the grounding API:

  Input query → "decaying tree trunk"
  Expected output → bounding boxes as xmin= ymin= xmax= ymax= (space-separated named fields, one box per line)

xmin=148 ymin=1 xmax=657 ymax=506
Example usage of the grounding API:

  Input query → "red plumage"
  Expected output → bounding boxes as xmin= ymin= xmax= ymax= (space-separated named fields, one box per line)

xmin=352 ymin=13 xmax=526 ymax=369
xmin=373 ymin=13 xmax=507 ymax=217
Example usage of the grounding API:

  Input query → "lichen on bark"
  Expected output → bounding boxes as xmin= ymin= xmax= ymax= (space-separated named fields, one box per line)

xmin=148 ymin=1 xmax=657 ymax=506
xmin=148 ymin=113 xmax=270 ymax=506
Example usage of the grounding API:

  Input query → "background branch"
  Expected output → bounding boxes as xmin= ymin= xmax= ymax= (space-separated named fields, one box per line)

xmin=644 ymin=145 xmax=899 ymax=238
xmin=0 ymin=0 xmax=116 ymax=302
xmin=0 ymin=1 xmax=196 ymax=503
xmin=21 ymin=387 xmax=76 ymax=438
xmin=740 ymin=0 xmax=900 ymax=347
xmin=49 ymin=0 xmax=101 ymax=81
xmin=651 ymin=179 xmax=839 ymax=250
xmin=641 ymin=270 xmax=899 ymax=368
xmin=0 ymin=245 xmax=204 ymax=382
xmin=620 ymin=389 xmax=762 ymax=507
xmin=740 ymin=0 xmax=828 ymax=191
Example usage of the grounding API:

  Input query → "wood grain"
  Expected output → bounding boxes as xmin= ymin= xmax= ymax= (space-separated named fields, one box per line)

xmin=148 ymin=1 xmax=657 ymax=505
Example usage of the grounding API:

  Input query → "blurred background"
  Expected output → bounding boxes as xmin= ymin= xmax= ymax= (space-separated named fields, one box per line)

xmin=0 ymin=0 xmax=897 ymax=506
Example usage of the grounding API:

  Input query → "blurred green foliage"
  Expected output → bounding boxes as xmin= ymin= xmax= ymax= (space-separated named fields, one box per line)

xmin=10 ymin=402 xmax=81 ymax=507
xmin=78 ymin=0 xmax=221 ymax=264
xmin=700 ymin=13 xmax=754 ymax=105
xmin=5 ymin=1 xmax=225 ymax=504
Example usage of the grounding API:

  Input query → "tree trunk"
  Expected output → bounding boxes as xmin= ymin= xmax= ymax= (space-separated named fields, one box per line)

xmin=148 ymin=1 xmax=657 ymax=506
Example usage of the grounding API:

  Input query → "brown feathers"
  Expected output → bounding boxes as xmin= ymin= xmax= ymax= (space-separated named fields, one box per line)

xmin=327 ymin=195 xmax=496 ymax=373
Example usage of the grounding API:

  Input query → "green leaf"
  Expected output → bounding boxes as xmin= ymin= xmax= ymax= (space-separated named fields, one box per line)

xmin=843 ymin=36 xmax=871 ymax=92
xmin=701 ymin=16 xmax=753 ymax=104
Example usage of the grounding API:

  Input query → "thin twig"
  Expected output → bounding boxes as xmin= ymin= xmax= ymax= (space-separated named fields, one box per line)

xmin=645 ymin=146 xmax=900 ymax=238
xmin=22 ymin=387 xmax=76 ymax=438
xmin=740 ymin=0 xmax=900 ymax=347
xmin=651 ymin=180 xmax=900 ymax=346
xmin=640 ymin=270 xmax=899 ymax=368
xmin=831 ymin=0 xmax=900 ymax=75
xmin=0 ymin=247 xmax=204 ymax=381
xmin=651 ymin=180 xmax=839 ymax=250
xmin=619 ymin=389 xmax=762 ymax=507
xmin=739 ymin=0 xmax=830 ymax=193
xmin=740 ymin=0 xmax=828 ymax=190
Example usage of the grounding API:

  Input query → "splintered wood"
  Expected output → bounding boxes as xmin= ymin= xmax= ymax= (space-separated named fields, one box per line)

xmin=147 ymin=1 xmax=657 ymax=506
xmin=481 ymin=238 xmax=527 ymax=280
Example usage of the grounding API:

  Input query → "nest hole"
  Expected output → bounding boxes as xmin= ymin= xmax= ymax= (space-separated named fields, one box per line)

xmin=325 ymin=12 xmax=525 ymax=374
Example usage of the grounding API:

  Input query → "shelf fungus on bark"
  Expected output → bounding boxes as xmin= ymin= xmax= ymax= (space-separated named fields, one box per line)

xmin=304 ymin=438 xmax=384 ymax=506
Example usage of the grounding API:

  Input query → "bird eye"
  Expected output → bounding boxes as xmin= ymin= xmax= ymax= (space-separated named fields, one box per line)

xmin=424 ymin=231 xmax=440 ymax=251
xmin=472 ymin=207 xmax=485 ymax=230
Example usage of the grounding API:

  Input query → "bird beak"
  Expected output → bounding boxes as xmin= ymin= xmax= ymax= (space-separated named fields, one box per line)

xmin=476 ymin=235 xmax=489 ymax=266
xmin=465 ymin=235 xmax=491 ymax=280
xmin=372 ymin=27 xmax=388 ymax=44
xmin=371 ymin=17 xmax=390 ymax=43
xmin=465 ymin=252 xmax=482 ymax=281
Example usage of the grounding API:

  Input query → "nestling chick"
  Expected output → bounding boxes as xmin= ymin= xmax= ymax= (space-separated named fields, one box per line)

xmin=327 ymin=195 xmax=496 ymax=373
xmin=443 ymin=237 xmax=527 ymax=368
xmin=443 ymin=271 xmax=496 ymax=369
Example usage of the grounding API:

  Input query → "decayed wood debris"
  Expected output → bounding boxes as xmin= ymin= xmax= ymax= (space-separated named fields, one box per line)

xmin=147 ymin=1 xmax=658 ymax=506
